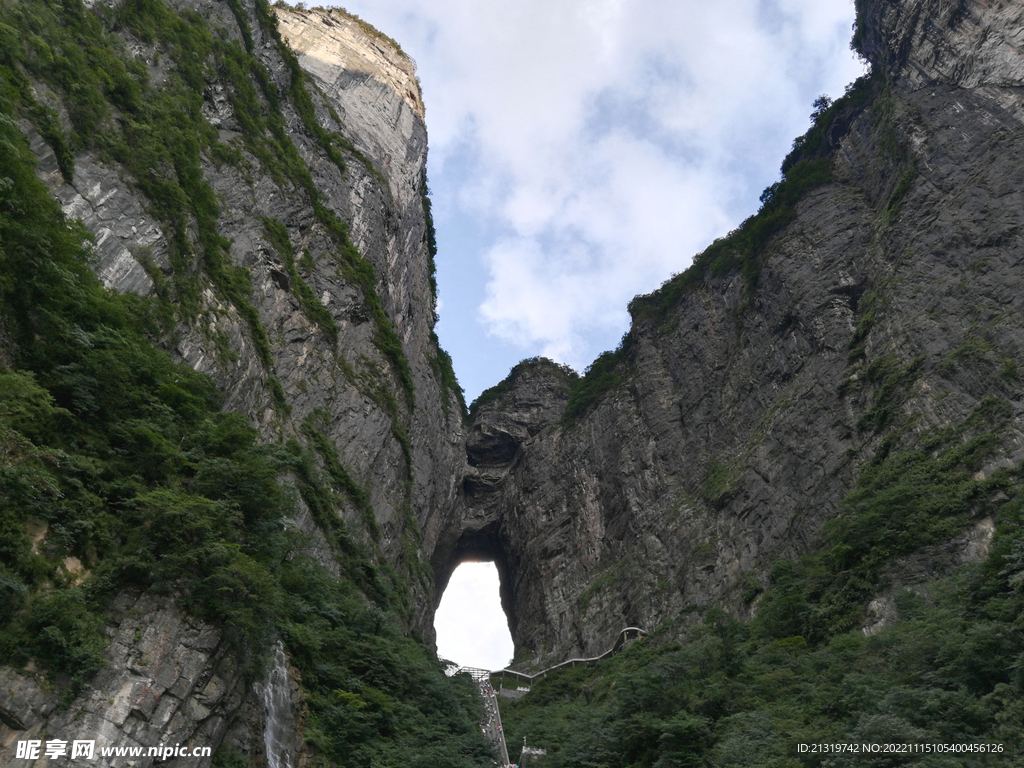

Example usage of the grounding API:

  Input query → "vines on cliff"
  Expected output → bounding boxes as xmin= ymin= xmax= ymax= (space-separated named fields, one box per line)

xmin=0 ymin=84 xmax=490 ymax=765
xmin=559 ymin=74 xmax=881 ymax=422
xmin=248 ymin=0 xmax=416 ymax=407
xmin=3 ymin=0 xmax=421 ymax=431
xmin=1 ymin=0 xmax=300 ymax=407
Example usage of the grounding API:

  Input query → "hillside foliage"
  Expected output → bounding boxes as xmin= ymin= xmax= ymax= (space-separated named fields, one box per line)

xmin=500 ymin=444 xmax=1024 ymax=765
xmin=0 ymin=1 xmax=489 ymax=764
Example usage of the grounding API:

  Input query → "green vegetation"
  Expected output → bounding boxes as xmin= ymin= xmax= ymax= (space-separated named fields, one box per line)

xmin=563 ymin=343 xmax=629 ymax=422
xmin=301 ymin=409 xmax=378 ymax=540
xmin=279 ymin=563 xmax=493 ymax=767
xmin=504 ymin=270 xmax=1022 ymax=767
xmin=938 ymin=334 xmax=994 ymax=377
xmin=0 ymin=0 xmax=305 ymax=402
xmin=870 ymin=85 xmax=918 ymax=226
xmin=757 ymin=397 xmax=1017 ymax=643
xmin=419 ymin=168 xmax=467 ymax=417
xmin=0 ymin=10 xmax=490 ymax=762
xmin=886 ymin=165 xmax=917 ymax=221
xmin=502 ymin=548 xmax=1023 ymax=767
xmin=0 ymin=102 xmax=290 ymax=689
xmin=3 ymin=0 xmax=414 ymax=425
xmin=470 ymin=356 xmax=578 ymax=419
xmin=430 ymin=332 xmax=467 ymax=417
xmin=500 ymin=401 xmax=1024 ymax=765
xmin=701 ymin=458 xmax=738 ymax=507
xmin=854 ymin=354 xmax=923 ymax=434
xmin=262 ymin=217 xmax=339 ymax=344
xmin=246 ymin=0 xmax=415 ymax=413
xmin=422 ymin=169 xmax=440 ymax=317
xmin=851 ymin=0 xmax=869 ymax=56
xmin=576 ymin=566 xmax=624 ymax=613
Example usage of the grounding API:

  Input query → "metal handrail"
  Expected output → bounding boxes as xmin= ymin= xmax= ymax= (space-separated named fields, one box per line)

xmin=457 ymin=627 xmax=648 ymax=767
xmin=488 ymin=626 xmax=647 ymax=685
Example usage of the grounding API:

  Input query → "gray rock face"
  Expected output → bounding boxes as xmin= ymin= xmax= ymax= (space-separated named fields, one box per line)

xmin=6 ymin=1 xmax=461 ymax=763
xmin=438 ymin=0 xmax=1024 ymax=666
xmin=0 ymin=590 xmax=251 ymax=767
xmin=433 ymin=361 xmax=576 ymax=639
xmin=5 ymin=0 xmax=1024 ymax=759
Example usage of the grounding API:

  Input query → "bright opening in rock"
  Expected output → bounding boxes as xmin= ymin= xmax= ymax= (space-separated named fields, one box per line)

xmin=434 ymin=561 xmax=514 ymax=670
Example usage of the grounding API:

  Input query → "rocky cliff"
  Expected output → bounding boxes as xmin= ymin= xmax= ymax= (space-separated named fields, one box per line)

xmin=442 ymin=0 xmax=1024 ymax=666
xmin=30 ymin=0 xmax=464 ymax=622
xmin=2 ymin=0 xmax=1023 ymax=763
xmin=1 ymin=0 xmax=472 ymax=764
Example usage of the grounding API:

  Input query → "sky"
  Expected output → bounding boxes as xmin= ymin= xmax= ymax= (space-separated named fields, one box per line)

xmin=315 ymin=0 xmax=866 ymax=668
xmin=326 ymin=0 xmax=866 ymax=404
xmin=435 ymin=562 xmax=515 ymax=670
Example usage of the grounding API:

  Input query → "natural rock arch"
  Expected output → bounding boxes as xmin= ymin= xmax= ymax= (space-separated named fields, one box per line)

xmin=431 ymin=519 xmax=520 ymax=642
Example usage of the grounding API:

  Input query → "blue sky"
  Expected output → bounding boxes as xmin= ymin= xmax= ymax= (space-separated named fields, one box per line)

xmin=324 ymin=0 xmax=865 ymax=402
xmin=316 ymin=0 xmax=865 ymax=668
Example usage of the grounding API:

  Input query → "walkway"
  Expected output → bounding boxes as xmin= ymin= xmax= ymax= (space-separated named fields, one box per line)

xmin=457 ymin=627 xmax=647 ymax=767
xmin=462 ymin=667 xmax=510 ymax=765
xmin=489 ymin=626 xmax=647 ymax=687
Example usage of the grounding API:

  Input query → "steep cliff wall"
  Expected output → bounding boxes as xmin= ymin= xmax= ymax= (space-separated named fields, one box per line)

xmin=1 ymin=1 xmax=474 ymax=764
xmin=3 ymin=0 xmax=1024 ymax=761
xmin=441 ymin=0 xmax=1024 ymax=666
xmin=29 ymin=0 xmax=464 ymax=624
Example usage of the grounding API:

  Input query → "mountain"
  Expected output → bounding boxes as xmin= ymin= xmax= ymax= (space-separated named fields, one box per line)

xmin=0 ymin=0 xmax=1022 ymax=765
xmin=455 ymin=0 xmax=1024 ymax=667
xmin=0 ymin=1 xmax=481 ymax=764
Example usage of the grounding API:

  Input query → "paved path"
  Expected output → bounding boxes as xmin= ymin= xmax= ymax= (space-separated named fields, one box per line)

xmin=458 ymin=627 xmax=647 ymax=766
xmin=463 ymin=667 xmax=510 ymax=765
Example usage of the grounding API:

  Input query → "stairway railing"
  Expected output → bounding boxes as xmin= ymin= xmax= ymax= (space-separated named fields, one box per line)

xmin=456 ymin=626 xmax=647 ymax=767
xmin=488 ymin=626 xmax=647 ymax=685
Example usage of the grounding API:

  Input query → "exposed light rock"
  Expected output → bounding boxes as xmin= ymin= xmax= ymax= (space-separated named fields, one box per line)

xmin=862 ymin=517 xmax=997 ymax=635
xmin=3 ymin=0 xmax=1024 ymax=759
xmin=1 ymin=591 xmax=247 ymax=765
xmin=274 ymin=8 xmax=424 ymax=120
xmin=439 ymin=0 xmax=1024 ymax=666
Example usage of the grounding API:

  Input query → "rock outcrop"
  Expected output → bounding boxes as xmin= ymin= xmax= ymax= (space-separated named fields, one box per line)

xmin=1 ymin=591 xmax=251 ymax=766
xmin=3 ymin=0 xmax=1024 ymax=761
xmin=438 ymin=0 xmax=1024 ymax=666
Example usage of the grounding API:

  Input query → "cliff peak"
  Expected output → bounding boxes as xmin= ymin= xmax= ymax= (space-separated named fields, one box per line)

xmin=274 ymin=5 xmax=424 ymax=119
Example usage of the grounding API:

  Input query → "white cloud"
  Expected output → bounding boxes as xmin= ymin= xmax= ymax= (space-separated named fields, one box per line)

xmin=435 ymin=562 xmax=514 ymax=670
xmin=331 ymin=0 xmax=865 ymax=370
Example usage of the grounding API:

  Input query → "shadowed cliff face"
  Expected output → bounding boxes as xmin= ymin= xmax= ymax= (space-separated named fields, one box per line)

xmin=431 ymin=360 xmax=577 ymax=646
xmin=4 ymin=0 xmax=467 ymax=762
xmin=442 ymin=0 xmax=1024 ymax=667
xmin=4 ymin=0 xmax=1024 ymax=759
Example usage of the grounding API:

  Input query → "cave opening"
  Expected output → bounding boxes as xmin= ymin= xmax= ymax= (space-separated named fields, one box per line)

xmin=434 ymin=561 xmax=514 ymax=671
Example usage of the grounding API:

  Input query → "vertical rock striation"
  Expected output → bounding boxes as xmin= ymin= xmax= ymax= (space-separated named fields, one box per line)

xmin=439 ymin=0 xmax=1024 ymax=666
xmin=3 ymin=0 xmax=1024 ymax=760
xmin=25 ymin=0 xmax=465 ymax=627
